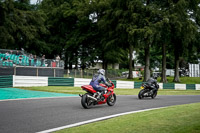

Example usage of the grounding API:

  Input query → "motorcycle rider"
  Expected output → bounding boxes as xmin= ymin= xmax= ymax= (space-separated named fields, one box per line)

xmin=90 ymin=69 xmax=111 ymax=99
xmin=147 ymin=77 xmax=158 ymax=95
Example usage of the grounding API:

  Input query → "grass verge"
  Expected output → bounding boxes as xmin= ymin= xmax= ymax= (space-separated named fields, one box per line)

xmin=55 ymin=102 xmax=200 ymax=133
xmin=18 ymin=86 xmax=200 ymax=95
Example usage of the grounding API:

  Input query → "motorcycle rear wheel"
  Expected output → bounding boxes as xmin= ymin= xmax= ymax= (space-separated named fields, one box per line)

xmin=107 ymin=93 xmax=116 ymax=106
xmin=81 ymin=93 xmax=93 ymax=109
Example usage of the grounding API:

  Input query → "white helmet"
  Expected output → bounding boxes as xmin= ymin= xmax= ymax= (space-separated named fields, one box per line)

xmin=98 ymin=69 xmax=105 ymax=75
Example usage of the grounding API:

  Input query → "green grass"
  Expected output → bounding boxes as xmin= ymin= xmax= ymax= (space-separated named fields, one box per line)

xmin=55 ymin=102 xmax=200 ymax=133
xmin=18 ymin=86 xmax=200 ymax=95
xmin=120 ymin=77 xmax=200 ymax=84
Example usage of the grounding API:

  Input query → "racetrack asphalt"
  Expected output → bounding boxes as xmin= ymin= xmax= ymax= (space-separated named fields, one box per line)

xmin=0 ymin=95 xmax=200 ymax=133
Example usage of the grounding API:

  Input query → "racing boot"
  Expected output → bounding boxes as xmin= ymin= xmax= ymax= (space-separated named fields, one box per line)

xmin=100 ymin=91 xmax=105 ymax=101
xmin=96 ymin=92 xmax=101 ymax=100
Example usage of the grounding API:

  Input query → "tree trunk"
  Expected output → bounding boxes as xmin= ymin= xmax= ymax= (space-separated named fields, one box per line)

xmin=173 ymin=51 xmax=180 ymax=82
xmin=143 ymin=0 xmax=151 ymax=82
xmin=102 ymin=59 xmax=106 ymax=70
xmin=81 ymin=64 xmax=86 ymax=78
xmin=75 ymin=52 xmax=78 ymax=69
xmin=102 ymin=52 xmax=106 ymax=69
xmin=65 ymin=54 xmax=68 ymax=69
xmin=128 ymin=44 xmax=133 ymax=79
xmin=69 ymin=63 xmax=72 ymax=69
xmin=143 ymin=44 xmax=150 ymax=82
xmin=146 ymin=0 xmax=150 ymax=5
xmin=104 ymin=61 xmax=108 ymax=77
xmin=160 ymin=43 xmax=167 ymax=83
xmin=69 ymin=56 xmax=72 ymax=69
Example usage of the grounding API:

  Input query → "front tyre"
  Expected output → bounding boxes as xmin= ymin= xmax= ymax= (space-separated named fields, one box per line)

xmin=81 ymin=94 xmax=93 ymax=109
xmin=138 ymin=89 xmax=146 ymax=99
xmin=151 ymin=91 xmax=157 ymax=99
xmin=107 ymin=93 xmax=116 ymax=106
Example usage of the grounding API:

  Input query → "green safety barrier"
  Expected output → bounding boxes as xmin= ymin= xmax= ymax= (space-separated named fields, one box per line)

xmin=48 ymin=77 xmax=74 ymax=86
xmin=111 ymin=80 xmax=117 ymax=88
xmin=134 ymin=82 xmax=144 ymax=88
xmin=186 ymin=84 xmax=196 ymax=90
xmin=163 ymin=83 xmax=175 ymax=89
xmin=0 ymin=75 xmax=13 ymax=88
xmin=0 ymin=75 xmax=198 ymax=90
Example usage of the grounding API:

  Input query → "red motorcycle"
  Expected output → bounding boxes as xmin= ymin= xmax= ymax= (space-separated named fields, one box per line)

xmin=79 ymin=78 xmax=116 ymax=109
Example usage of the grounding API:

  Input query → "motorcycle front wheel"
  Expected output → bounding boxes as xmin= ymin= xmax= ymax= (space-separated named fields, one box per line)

xmin=138 ymin=89 xmax=146 ymax=99
xmin=81 ymin=93 xmax=93 ymax=109
xmin=107 ymin=93 xmax=116 ymax=106
xmin=151 ymin=91 xmax=157 ymax=99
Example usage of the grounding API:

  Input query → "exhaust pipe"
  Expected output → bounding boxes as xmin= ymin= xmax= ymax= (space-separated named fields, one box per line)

xmin=87 ymin=95 xmax=97 ymax=101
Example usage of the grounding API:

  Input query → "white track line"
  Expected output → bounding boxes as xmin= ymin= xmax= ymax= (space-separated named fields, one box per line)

xmin=37 ymin=106 xmax=167 ymax=133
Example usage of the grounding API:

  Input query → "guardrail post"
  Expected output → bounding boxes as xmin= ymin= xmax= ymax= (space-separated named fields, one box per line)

xmin=14 ymin=66 xmax=16 ymax=75
xmin=81 ymin=69 xmax=83 ymax=78
xmin=36 ymin=68 xmax=38 ymax=76
xmin=75 ymin=69 xmax=76 ymax=78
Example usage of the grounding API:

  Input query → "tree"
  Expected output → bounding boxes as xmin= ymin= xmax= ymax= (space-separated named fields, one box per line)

xmin=168 ymin=0 xmax=198 ymax=82
xmin=0 ymin=0 xmax=48 ymax=55
xmin=69 ymin=0 xmax=104 ymax=70
xmin=80 ymin=0 xmax=132 ymax=74
xmin=154 ymin=1 xmax=171 ymax=83
xmin=138 ymin=0 xmax=160 ymax=81
xmin=97 ymin=0 xmax=148 ymax=79
xmin=139 ymin=0 xmax=199 ymax=82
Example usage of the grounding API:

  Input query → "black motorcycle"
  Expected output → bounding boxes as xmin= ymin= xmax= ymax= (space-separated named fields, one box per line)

xmin=138 ymin=82 xmax=159 ymax=99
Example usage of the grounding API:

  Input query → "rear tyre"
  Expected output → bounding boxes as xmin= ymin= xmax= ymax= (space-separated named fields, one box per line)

xmin=107 ymin=93 xmax=116 ymax=106
xmin=138 ymin=89 xmax=145 ymax=99
xmin=81 ymin=93 xmax=93 ymax=109
xmin=151 ymin=91 xmax=157 ymax=99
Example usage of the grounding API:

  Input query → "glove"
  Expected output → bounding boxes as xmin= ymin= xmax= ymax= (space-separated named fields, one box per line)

xmin=108 ymin=83 xmax=112 ymax=87
xmin=105 ymin=83 xmax=110 ymax=87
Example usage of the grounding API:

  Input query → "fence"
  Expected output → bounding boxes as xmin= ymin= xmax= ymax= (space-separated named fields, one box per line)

xmin=64 ymin=69 xmax=128 ymax=79
xmin=189 ymin=64 xmax=200 ymax=77
xmin=0 ymin=66 xmax=64 ymax=77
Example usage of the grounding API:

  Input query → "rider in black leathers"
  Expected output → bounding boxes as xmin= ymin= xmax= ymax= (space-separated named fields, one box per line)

xmin=146 ymin=78 xmax=158 ymax=94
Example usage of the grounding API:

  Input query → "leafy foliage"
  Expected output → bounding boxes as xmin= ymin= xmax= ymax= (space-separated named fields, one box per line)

xmin=0 ymin=0 xmax=48 ymax=55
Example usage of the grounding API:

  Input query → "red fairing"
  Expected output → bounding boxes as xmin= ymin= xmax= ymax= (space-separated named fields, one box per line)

xmin=81 ymin=85 xmax=97 ymax=93
xmin=107 ymin=82 xmax=114 ymax=91
xmin=99 ymin=84 xmax=107 ymax=88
